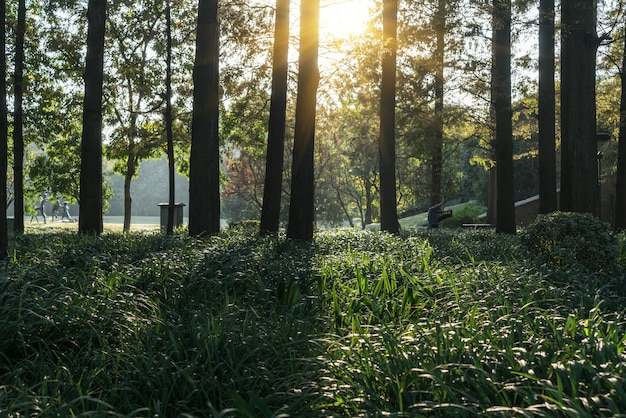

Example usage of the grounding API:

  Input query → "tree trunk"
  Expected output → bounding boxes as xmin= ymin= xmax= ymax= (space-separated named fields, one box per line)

xmin=13 ymin=0 xmax=25 ymax=233
xmin=560 ymin=0 xmax=598 ymax=214
xmin=122 ymin=146 xmax=136 ymax=232
xmin=615 ymin=27 xmax=626 ymax=231
xmin=79 ymin=0 xmax=106 ymax=235
xmin=365 ymin=176 xmax=373 ymax=227
xmin=0 ymin=0 xmax=8 ymax=259
xmin=379 ymin=0 xmax=399 ymax=234
xmin=165 ymin=0 xmax=175 ymax=235
xmin=430 ymin=0 xmax=445 ymax=206
xmin=287 ymin=0 xmax=320 ymax=240
xmin=336 ymin=190 xmax=354 ymax=228
xmin=538 ymin=0 xmax=557 ymax=214
xmin=492 ymin=0 xmax=516 ymax=234
xmin=486 ymin=162 xmax=496 ymax=224
xmin=260 ymin=0 xmax=290 ymax=236
xmin=189 ymin=0 xmax=220 ymax=237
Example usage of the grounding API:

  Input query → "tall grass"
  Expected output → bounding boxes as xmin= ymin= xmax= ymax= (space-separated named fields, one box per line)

xmin=1 ymin=228 xmax=625 ymax=417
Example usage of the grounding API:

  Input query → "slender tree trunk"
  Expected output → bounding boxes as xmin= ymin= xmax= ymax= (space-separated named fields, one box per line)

xmin=13 ymin=0 xmax=25 ymax=233
xmin=336 ymin=190 xmax=354 ymax=228
xmin=79 ymin=0 xmax=106 ymax=235
xmin=165 ymin=0 xmax=175 ymax=235
xmin=431 ymin=0 xmax=445 ymax=206
xmin=287 ymin=0 xmax=320 ymax=240
xmin=122 ymin=146 xmax=136 ymax=232
xmin=379 ymin=0 xmax=399 ymax=234
xmin=260 ymin=0 xmax=290 ymax=235
xmin=365 ymin=177 xmax=373 ymax=226
xmin=486 ymin=160 xmax=496 ymax=224
xmin=538 ymin=0 xmax=557 ymax=214
xmin=189 ymin=0 xmax=220 ymax=237
xmin=615 ymin=25 xmax=626 ymax=231
xmin=560 ymin=0 xmax=598 ymax=214
xmin=492 ymin=0 xmax=516 ymax=234
xmin=0 ymin=0 xmax=8 ymax=259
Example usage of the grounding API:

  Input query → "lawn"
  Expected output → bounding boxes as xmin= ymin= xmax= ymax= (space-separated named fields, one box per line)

xmin=1 ymin=227 xmax=626 ymax=417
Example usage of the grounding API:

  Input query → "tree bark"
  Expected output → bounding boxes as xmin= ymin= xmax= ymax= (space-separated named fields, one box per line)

xmin=189 ymin=0 xmax=220 ymax=237
xmin=0 ymin=0 xmax=8 ymax=259
xmin=13 ymin=0 xmax=25 ymax=233
xmin=165 ymin=0 xmax=175 ymax=235
xmin=492 ymin=0 xmax=516 ymax=234
xmin=79 ymin=0 xmax=106 ymax=235
xmin=260 ymin=0 xmax=290 ymax=235
xmin=365 ymin=176 xmax=373 ymax=227
xmin=430 ymin=0 xmax=445 ymax=206
xmin=379 ymin=0 xmax=399 ymax=234
xmin=485 ymin=164 xmax=496 ymax=224
xmin=287 ymin=0 xmax=320 ymax=240
xmin=122 ymin=144 xmax=136 ymax=232
xmin=615 ymin=26 xmax=626 ymax=231
xmin=560 ymin=0 xmax=598 ymax=214
xmin=538 ymin=0 xmax=557 ymax=214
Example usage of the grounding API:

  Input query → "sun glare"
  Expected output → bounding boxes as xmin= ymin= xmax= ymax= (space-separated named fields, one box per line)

xmin=320 ymin=0 xmax=374 ymax=40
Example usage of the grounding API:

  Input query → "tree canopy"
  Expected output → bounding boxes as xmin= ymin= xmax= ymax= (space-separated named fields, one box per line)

xmin=2 ymin=0 xmax=626 ymax=243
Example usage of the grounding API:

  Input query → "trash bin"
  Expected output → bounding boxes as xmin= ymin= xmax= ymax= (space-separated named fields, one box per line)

xmin=6 ymin=216 xmax=14 ymax=232
xmin=158 ymin=203 xmax=186 ymax=231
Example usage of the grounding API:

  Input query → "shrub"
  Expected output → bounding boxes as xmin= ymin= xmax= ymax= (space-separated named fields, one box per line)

xmin=419 ymin=228 xmax=524 ymax=263
xmin=519 ymin=211 xmax=621 ymax=275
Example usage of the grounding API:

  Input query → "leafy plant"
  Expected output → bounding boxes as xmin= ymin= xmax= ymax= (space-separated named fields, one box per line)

xmin=519 ymin=211 xmax=621 ymax=275
xmin=2 ymin=229 xmax=626 ymax=416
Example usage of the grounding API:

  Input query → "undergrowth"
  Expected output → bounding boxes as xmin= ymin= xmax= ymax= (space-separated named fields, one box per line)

xmin=1 ymin=228 xmax=625 ymax=417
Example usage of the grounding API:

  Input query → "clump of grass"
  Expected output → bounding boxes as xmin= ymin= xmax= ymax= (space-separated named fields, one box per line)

xmin=1 ymin=228 xmax=626 ymax=416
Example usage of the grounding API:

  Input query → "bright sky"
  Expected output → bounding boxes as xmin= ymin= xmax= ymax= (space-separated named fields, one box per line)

xmin=319 ymin=0 xmax=375 ymax=40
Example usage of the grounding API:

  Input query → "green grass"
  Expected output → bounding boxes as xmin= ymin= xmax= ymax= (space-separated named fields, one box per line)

xmin=365 ymin=201 xmax=484 ymax=230
xmin=1 ymin=228 xmax=626 ymax=417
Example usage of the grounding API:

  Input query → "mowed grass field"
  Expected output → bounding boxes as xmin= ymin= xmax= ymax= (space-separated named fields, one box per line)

xmin=23 ymin=217 xmax=161 ymax=233
xmin=1 ymin=226 xmax=626 ymax=417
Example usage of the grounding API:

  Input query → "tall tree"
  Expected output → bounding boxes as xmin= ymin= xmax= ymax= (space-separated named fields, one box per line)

xmin=616 ymin=23 xmax=626 ymax=231
xmin=104 ymin=0 xmax=167 ymax=232
xmin=0 ymin=0 xmax=8 ymax=259
xmin=430 ymin=0 xmax=445 ymax=206
xmin=395 ymin=0 xmax=465 ymax=210
xmin=188 ymin=0 xmax=220 ymax=237
xmin=492 ymin=0 xmax=515 ymax=233
xmin=286 ymin=0 xmax=320 ymax=240
xmin=165 ymin=0 xmax=175 ymax=235
xmin=379 ymin=0 xmax=399 ymax=234
xmin=260 ymin=0 xmax=290 ymax=235
xmin=538 ymin=0 xmax=557 ymax=214
xmin=560 ymin=0 xmax=598 ymax=214
xmin=78 ymin=0 xmax=107 ymax=235
xmin=13 ymin=0 xmax=25 ymax=232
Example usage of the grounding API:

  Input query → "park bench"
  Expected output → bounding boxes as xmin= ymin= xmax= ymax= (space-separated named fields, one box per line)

xmin=462 ymin=223 xmax=496 ymax=228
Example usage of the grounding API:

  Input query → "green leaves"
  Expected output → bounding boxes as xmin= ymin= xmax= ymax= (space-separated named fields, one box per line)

xmin=2 ymin=229 xmax=626 ymax=416
xmin=520 ymin=211 xmax=622 ymax=275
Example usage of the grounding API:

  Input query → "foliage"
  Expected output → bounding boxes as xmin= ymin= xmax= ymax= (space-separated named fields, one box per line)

xmin=2 ymin=229 xmax=626 ymax=416
xmin=520 ymin=211 xmax=622 ymax=275
xmin=28 ymin=132 xmax=82 ymax=204
xmin=417 ymin=227 xmax=525 ymax=263
xmin=439 ymin=200 xmax=486 ymax=228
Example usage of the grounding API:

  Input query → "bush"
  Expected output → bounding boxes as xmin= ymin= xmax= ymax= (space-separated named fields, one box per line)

xmin=418 ymin=228 xmax=524 ymax=263
xmin=520 ymin=211 xmax=621 ymax=275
